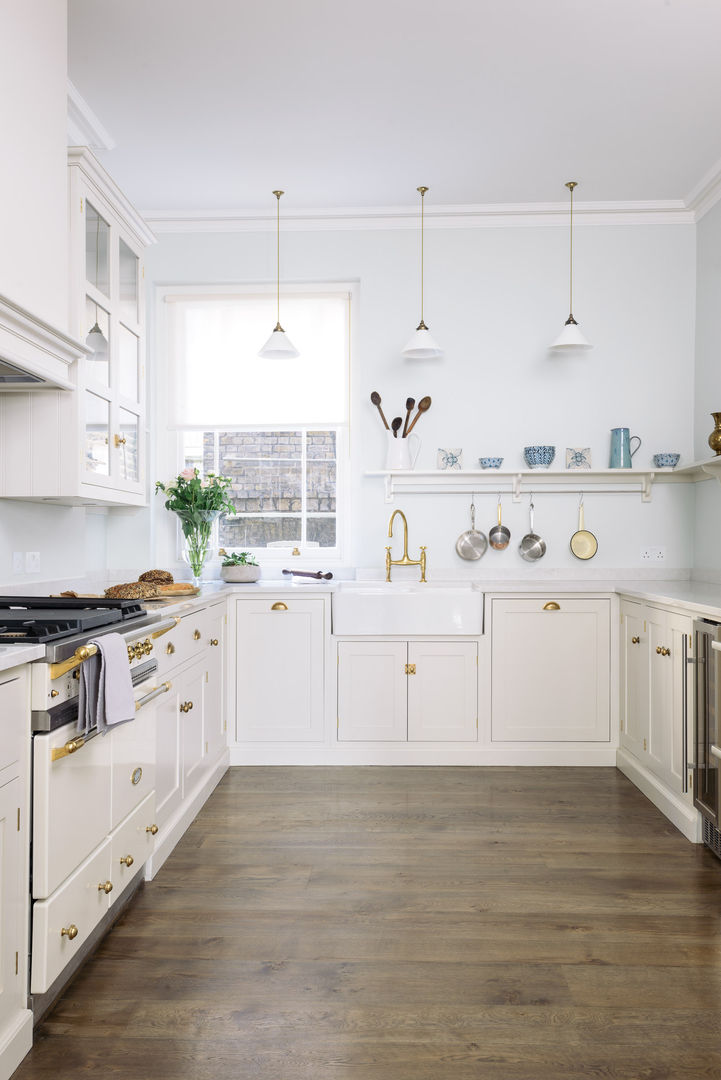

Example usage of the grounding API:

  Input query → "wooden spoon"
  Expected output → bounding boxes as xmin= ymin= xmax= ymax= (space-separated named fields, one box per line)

xmin=401 ymin=397 xmax=415 ymax=438
xmin=391 ymin=417 xmax=403 ymax=438
xmin=405 ymin=395 xmax=431 ymax=435
xmin=370 ymin=390 xmax=390 ymax=430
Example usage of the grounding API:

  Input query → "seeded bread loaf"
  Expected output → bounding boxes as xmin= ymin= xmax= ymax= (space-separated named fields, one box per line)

xmin=138 ymin=569 xmax=174 ymax=585
xmin=104 ymin=581 xmax=161 ymax=600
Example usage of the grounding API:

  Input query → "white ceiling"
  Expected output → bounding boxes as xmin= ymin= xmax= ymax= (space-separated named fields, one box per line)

xmin=68 ymin=0 xmax=721 ymax=214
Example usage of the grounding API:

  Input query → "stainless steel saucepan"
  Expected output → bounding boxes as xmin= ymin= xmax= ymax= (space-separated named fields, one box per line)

xmin=519 ymin=496 xmax=547 ymax=562
xmin=489 ymin=495 xmax=511 ymax=550
xmin=456 ymin=498 xmax=488 ymax=561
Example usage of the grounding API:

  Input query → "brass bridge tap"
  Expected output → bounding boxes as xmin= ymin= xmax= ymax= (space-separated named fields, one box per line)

xmin=385 ymin=509 xmax=426 ymax=583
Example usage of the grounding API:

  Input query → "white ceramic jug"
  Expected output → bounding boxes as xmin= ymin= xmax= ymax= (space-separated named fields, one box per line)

xmin=385 ymin=431 xmax=421 ymax=470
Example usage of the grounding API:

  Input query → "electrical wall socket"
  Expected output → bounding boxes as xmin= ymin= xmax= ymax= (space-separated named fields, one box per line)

xmin=25 ymin=551 xmax=40 ymax=573
xmin=640 ymin=547 xmax=666 ymax=562
xmin=12 ymin=552 xmax=23 ymax=574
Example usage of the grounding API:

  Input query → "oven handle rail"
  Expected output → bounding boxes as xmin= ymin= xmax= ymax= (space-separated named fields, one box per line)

xmin=49 ymin=617 xmax=181 ymax=681
xmin=49 ymin=680 xmax=173 ymax=760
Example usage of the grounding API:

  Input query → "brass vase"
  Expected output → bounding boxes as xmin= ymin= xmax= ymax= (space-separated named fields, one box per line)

xmin=709 ymin=413 xmax=721 ymax=456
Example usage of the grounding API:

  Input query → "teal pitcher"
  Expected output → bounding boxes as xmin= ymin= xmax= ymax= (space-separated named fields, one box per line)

xmin=609 ymin=428 xmax=641 ymax=468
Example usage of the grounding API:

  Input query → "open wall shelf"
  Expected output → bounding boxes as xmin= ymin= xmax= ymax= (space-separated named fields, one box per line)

xmin=366 ymin=459 xmax=721 ymax=503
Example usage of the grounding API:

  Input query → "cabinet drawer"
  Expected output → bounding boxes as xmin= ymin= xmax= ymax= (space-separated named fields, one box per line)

xmin=111 ymin=705 xmax=156 ymax=829
xmin=31 ymin=838 xmax=112 ymax=994
xmin=154 ymin=603 xmax=223 ymax=677
xmin=33 ymin=726 xmax=112 ymax=899
xmin=111 ymin=792 xmax=157 ymax=898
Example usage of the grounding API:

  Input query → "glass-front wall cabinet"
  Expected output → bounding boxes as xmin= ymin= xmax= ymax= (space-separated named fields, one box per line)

xmin=74 ymin=155 xmax=148 ymax=501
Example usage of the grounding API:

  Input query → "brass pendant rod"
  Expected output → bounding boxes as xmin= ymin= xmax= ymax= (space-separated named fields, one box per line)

xmin=417 ymin=186 xmax=428 ymax=325
xmin=566 ymin=180 xmax=577 ymax=317
xmin=273 ymin=190 xmax=283 ymax=329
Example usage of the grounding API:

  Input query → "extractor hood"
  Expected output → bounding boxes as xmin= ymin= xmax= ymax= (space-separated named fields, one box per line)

xmin=0 ymin=294 xmax=88 ymax=391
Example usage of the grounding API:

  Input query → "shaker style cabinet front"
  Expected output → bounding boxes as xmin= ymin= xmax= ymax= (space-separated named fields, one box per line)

xmin=337 ymin=640 xmax=478 ymax=742
xmin=235 ymin=597 xmax=325 ymax=743
xmin=491 ymin=597 xmax=611 ymax=742
xmin=619 ymin=598 xmax=693 ymax=803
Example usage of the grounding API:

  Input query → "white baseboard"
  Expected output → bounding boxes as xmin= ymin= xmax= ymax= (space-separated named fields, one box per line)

xmin=228 ymin=744 xmax=618 ymax=767
xmin=616 ymin=748 xmax=702 ymax=843
xmin=0 ymin=1008 xmax=32 ymax=1080
xmin=145 ymin=751 xmax=229 ymax=880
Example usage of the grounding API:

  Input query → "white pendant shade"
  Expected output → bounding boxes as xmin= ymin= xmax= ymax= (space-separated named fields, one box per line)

xmin=258 ymin=327 xmax=300 ymax=359
xmin=402 ymin=325 xmax=444 ymax=360
xmin=549 ymin=319 xmax=592 ymax=350
xmin=86 ymin=322 xmax=108 ymax=358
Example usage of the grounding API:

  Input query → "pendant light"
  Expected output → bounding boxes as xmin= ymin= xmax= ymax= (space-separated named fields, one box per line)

xmin=258 ymin=190 xmax=299 ymax=359
xmin=86 ymin=209 xmax=108 ymax=359
xmin=550 ymin=181 xmax=592 ymax=350
xmin=402 ymin=186 xmax=443 ymax=360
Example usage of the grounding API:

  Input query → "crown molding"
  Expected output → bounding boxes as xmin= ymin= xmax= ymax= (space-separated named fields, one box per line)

xmin=68 ymin=147 xmax=157 ymax=248
xmin=143 ymin=199 xmax=694 ymax=233
xmin=66 ymin=80 xmax=115 ymax=151
xmin=686 ymin=156 xmax=721 ymax=222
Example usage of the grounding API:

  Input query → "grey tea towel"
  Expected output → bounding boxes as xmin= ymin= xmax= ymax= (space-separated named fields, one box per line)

xmin=77 ymin=632 xmax=135 ymax=735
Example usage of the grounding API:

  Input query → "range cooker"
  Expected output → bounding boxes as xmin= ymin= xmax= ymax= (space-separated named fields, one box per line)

xmin=0 ymin=595 xmax=179 ymax=732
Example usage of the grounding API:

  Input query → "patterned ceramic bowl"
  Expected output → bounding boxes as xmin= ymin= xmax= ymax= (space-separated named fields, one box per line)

xmin=523 ymin=445 xmax=556 ymax=470
xmin=652 ymin=453 xmax=680 ymax=469
xmin=479 ymin=457 xmax=504 ymax=469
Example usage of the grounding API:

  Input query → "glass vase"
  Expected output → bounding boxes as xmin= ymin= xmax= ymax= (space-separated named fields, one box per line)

xmin=177 ymin=511 xmax=220 ymax=587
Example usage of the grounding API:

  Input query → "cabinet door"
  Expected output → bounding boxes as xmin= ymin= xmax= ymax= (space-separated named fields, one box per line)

xmin=204 ymin=609 xmax=226 ymax=762
xmin=408 ymin=642 xmax=478 ymax=741
xmin=620 ymin=600 xmax=649 ymax=759
xmin=180 ymin=663 xmax=207 ymax=792
xmin=491 ymin=598 xmax=610 ymax=742
xmin=648 ymin=609 xmax=693 ymax=796
xmin=110 ymin=704 xmax=156 ymax=829
xmin=0 ymin=778 xmax=24 ymax=1030
xmin=154 ymin=681 xmax=182 ymax=828
xmin=236 ymin=598 xmax=325 ymax=742
xmin=337 ymin=642 xmax=407 ymax=741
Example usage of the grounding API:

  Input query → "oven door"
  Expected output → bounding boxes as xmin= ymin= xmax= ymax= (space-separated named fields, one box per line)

xmin=693 ymin=621 xmax=720 ymax=828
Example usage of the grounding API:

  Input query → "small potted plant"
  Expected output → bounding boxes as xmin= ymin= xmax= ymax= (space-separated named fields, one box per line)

xmin=220 ymin=551 xmax=261 ymax=583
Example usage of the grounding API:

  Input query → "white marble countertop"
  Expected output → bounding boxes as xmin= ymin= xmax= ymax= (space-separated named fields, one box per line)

xmin=0 ymin=644 xmax=45 ymax=674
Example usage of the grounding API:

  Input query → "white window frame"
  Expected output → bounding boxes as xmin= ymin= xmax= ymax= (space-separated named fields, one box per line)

xmin=153 ymin=282 xmax=355 ymax=569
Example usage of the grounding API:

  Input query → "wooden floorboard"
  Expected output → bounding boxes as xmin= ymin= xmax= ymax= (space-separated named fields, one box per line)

xmin=15 ymin=766 xmax=721 ymax=1079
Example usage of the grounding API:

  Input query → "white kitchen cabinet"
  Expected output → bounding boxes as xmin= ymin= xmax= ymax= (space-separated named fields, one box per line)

xmin=153 ymin=678 xmax=183 ymax=828
xmin=491 ymin=597 xmax=610 ymax=742
xmin=235 ymin=597 xmax=325 ymax=743
xmin=0 ymin=776 xmax=26 ymax=1038
xmin=180 ymin=661 xmax=208 ymax=793
xmin=619 ymin=598 xmax=693 ymax=804
xmin=0 ymin=148 xmax=154 ymax=505
xmin=337 ymin=640 xmax=478 ymax=742
xmin=203 ymin=607 xmax=226 ymax=763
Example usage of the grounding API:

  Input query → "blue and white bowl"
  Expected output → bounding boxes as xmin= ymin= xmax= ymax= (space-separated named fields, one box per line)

xmin=652 ymin=452 xmax=680 ymax=469
xmin=524 ymin=445 xmax=556 ymax=470
xmin=479 ymin=456 xmax=504 ymax=469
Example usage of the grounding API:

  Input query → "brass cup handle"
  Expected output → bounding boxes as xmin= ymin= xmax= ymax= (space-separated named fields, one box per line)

xmin=543 ymin=602 xmax=560 ymax=611
xmin=146 ymin=824 xmax=159 ymax=835
xmin=271 ymin=602 xmax=288 ymax=611
xmin=98 ymin=880 xmax=113 ymax=894
xmin=193 ymin=629 xmax=201 ymax=640
xmin=61 ymin=924 xmax=79 ymax=940
xmin=119 ymin=855 xmax=134 ymax=867
xmin=631 ymin=636 xmax=640 ymax=644
xmin=210 ymin=638 xmax=219 ymax=646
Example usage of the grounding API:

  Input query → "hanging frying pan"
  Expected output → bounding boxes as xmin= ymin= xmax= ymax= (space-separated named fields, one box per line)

xmin=570 ymin=494 xmax=598 ymax=560
xmin=519 ymin=496 xmax=547 ymax=562
xmin=456 ymin=497 xmax=488 ymax=561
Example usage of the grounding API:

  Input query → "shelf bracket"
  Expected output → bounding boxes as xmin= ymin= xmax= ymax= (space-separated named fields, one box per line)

xmin=383 ymin=473 xmax=393 ymax=503
xmin=512 ymin=474 xmax=522 ymax=503
xmin=642 ymin=473 xmax=653 ymax=503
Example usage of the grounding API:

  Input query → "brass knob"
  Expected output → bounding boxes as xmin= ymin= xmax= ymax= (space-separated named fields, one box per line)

xmin=114 ymin=434 xmax=127 ymax=447
xmin=146 ymin=824 xmax=159 ymax=835
xmin=180 ymin=701 xmax=194 ymax=713
xmin=143 ymin=638 xmax=153 ymax=655
xmin=193 ymin=629 xmax=201 ymax=640
xmin=663 ymin=647 xmax=671 ymax=657
xmin=271 ymin=602 xmax=288 ymax=611
xmin=292 ymin=547 xmax=300 ymax=556
xmin=127 ymin=646 xmax=135 ymax=663
xmin=98 ymin=880 xmax=113 ymax=894
xmin=133 ymin=643 xmax=145 ymax=660
xmin=50 ymin=689 xmax=59 ymax=698
xmin=657 ymin=646 xmax=663 ymax=655
xmin=166 ymin=641 xmax=175 ymax=655
xmin=61 ymin=924 xmax=79 ymax=940
xmin=631 ymin=636 xmax=640 ymax=644
xmin=119 ymin=854 xmax=134 ymax=867
xmin=65 ymin=738 xmax=84 ymax=755
xmin=210 ymin=638 xmax=219 ymax=646
xmin=543 ymin=602 xmax=560 ymax=611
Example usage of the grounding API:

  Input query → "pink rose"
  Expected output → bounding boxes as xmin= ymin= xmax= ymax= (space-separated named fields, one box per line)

xmin=179 ymin=467 xmax=196 ymax=480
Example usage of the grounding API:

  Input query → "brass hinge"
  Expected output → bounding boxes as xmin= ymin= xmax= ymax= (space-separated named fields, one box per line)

xmin=17 ymin=808 xmax=20 ymax=832
xmin=224 ymin=613 xmax=228 ymax=624
xmin=643 ymin=738 xmax=647 ymax=751
xmin=405 ymin=664 xmax=416 ymax=675
xmin=620 ymin=612 xmax=623 ymax=624
xmin=223 ymin=721 xmax=227 ymax=732
xmin=205 ymin=671 xmax=209 ymax=683
xmin=644 ymin=620 xmax=647 ymax=632
xmin=476 ymin=716 xmax=479 ymax=729
xmin=15 ymin=952 xmax=18 ymax=975
xmin=80 ymin=197 xmax=83 ymax=213
xmin=205 ymin=741 xmax=208 ymax=754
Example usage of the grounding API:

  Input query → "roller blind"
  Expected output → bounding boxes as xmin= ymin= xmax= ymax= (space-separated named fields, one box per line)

xmin=166 ymin=291 xmax=349 ymax=428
